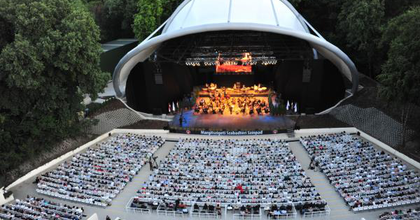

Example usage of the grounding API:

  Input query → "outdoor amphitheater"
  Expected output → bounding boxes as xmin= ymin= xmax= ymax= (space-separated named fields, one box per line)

xmin=1 ymin=0 xmax=420 ymax=220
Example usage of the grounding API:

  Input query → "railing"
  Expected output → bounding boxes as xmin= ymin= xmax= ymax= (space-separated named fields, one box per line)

xmin=191 ymin=210 xmax=221 ymax=218
xmin=127 ymin=197 xmax=330 ymax=219
xmin=379 ymin=213 xmax=420 ymax=220
xmin=191 ymin=201 xmax=222 ymax=218
xmin=352 ymin=198 xmax=420 ymax=212
xmin=125 ymin=197 xmax=151 ymax=214
xmin=302 ymin=204 xmax=330 ymax=218
xmin=232 ymin=212 xmax=262 ymax=219
xmin=226 ymin=203 xmax=262 ymax=220
xmin=264 ymin=202 xmax=297 ymax=219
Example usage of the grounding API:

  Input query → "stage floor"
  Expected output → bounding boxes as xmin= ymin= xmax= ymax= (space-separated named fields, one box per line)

xmin=170 ymin=110 xmax=296 ymax=131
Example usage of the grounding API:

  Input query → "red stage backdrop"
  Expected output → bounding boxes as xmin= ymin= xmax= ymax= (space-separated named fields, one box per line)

xmin=216 ymin=52 xmax=252 ymax=73
xmin=216 ymin=64 xmax=252 ymax=73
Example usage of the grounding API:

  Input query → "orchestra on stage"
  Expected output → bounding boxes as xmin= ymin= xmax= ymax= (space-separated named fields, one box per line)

xmin=193 ymin=83 xmax=270 ymax=115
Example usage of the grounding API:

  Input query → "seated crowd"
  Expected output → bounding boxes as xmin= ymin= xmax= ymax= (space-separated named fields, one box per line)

xmin=130 ymin=197 xmax=193 ymax=215
xmin=192 ymin=202 xmax=222 ymax=216
xmin=300 ymin=132 xmax=420 ymax=211
xmin=227 ymin=203 xmax=260 ymax=217
xmin=265 ymin=203 xmax=294 ymax=219
xmin=379 ymin=207 xmax=420 ymax=220
xmin=130 ymin=197 xmax=159 ymax=212
xmin=133 ymin=138 xmax=326 ymax=215
xmin=36 ymin=134 xmax=165 ymax=206
xmin=0 ymin=196 xmax=84 ymax=220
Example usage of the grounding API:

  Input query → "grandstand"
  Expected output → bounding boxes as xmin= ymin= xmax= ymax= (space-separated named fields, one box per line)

xmin=1 ymin=129 xmax=419 ymax=220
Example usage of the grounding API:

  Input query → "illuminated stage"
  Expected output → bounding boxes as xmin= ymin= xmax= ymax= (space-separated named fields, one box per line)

xmin=169 ymin=111 xmax=296 ymax=134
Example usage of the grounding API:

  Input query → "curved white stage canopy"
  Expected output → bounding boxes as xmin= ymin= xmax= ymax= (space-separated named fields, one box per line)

xmin=113 ymin=0 xmax=359 ymax=97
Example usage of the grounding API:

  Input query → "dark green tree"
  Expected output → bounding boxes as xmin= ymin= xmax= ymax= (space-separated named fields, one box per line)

xmin=298 ymin=0 xmax=345 ymax=41
xmin=161 ymin=0 xmax=183 ymax=20
xmin=288 ymin=0 xmax=305 ymax=7
xmin=0 ymin=0 xmax=109 ymax=185
xmin=377 ymin=6 xmax=420 ymax=148
xmin=337 ymin=0 xmax=385 ymax=77
xmin=84 ymin=0 xmax=137 ymax=42
xmin=133 ymin=0 xmax=163 ymax=41
xmin=132 ymin=0 xmax=183 ymax=41
xmin=383 ymin=0 xmax=420 ymax=19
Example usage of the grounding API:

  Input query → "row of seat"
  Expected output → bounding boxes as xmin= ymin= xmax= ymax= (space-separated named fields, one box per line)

xmin=36 ymin=134 xmax=165 ymax=206
xmin=379 ymin=206 xmax=420 ymax=220
xmin=300 ymin=132 xmax=420 ymax=211
xmin=132 ymin=138 xmax=328 ymax=218
xmin=0 ymin=196 xmax=84 ymax=220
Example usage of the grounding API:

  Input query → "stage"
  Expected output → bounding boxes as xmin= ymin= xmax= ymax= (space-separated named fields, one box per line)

xmin=169 ymin=110 xmax=296 ymax=134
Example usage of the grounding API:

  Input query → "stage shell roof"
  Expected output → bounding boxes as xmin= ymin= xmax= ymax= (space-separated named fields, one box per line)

xmin=113 ymin=0 xmax=359 ymax=97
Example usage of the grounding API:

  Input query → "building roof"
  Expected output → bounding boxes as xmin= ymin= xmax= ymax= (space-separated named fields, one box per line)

xmin=113 ymin=0 xmax=359 ymax=98
xmin=162 ymin=0 xmax=308 ymax=34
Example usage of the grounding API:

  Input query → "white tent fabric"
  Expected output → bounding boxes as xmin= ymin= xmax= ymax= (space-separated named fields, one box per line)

xmin=113 ymin=0 xmax=359 ymax=97
xmin=162 ymin=0 xmax=307 ymax=33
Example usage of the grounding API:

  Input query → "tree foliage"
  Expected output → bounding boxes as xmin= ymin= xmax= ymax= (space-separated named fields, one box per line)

xmin=378 ymin=6 xmax=420 ymax=105
xmin=133 ymin=0 xmax=163 ymax=41
xmin=377 ymin=7 xmax=420 ymax=147
xmin=106 ymin=0 xmax=137 ymax=42
xmin=298 ymin=0 xmax=420 ymax=78
xmin=288 ymin=0 xmax=305 ymax=7
xmin=0 ymin=0 xmax=109 ymax=185
xmin=337 ymin=0 xmax=385 ymax=77
xmin=83 ymin=0 xmax=138 ymax=42
xmin=133 ymin=0 xmax=182 ymax=41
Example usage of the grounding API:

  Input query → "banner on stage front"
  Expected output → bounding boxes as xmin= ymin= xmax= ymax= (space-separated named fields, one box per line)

xmin=199 ymin=130 xmax=264 ymax=136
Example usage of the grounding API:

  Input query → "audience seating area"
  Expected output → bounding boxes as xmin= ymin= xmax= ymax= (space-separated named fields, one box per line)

xmin=0 ymin=196 xmax=84 ymax=220
xmin=129 ymin=138 xmax=328 ymax=218
xmin=191 ymin=202 xmax=222 ymax=218
xmin=300 ymin=132 xmax=420 ymax=212
xmin=263 ymin=203 xmax=296 ymax=219
xmin=36 ymin=134 xmax=165 ymax=206
xmin=379 ymin=207 xmax=420 ymax=220
xmin=227 ymin=203 xmax=261 ymax=219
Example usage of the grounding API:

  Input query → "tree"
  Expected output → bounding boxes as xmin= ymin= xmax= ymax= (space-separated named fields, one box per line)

xmin=161 ymin=0 xmax=183 ymax=20
xmin=84 ymin=0 xmax=138 ymax=42
xmin=377 ymin=6 xmax=420 ymax=148
xmin=288 ymin=0 xmax=305 ymax=7
xmin=0 ymin=0 xmax=109 ymax=185
xmin=337 ymin=0 xmax=385 ymax=77
xmin=132 ymin=0 xmax=184 ymax=41
xmin=383 ymin=0 xmax=420 ymax=19
xmin=133 ymin=0 xmax=163 ymax=41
